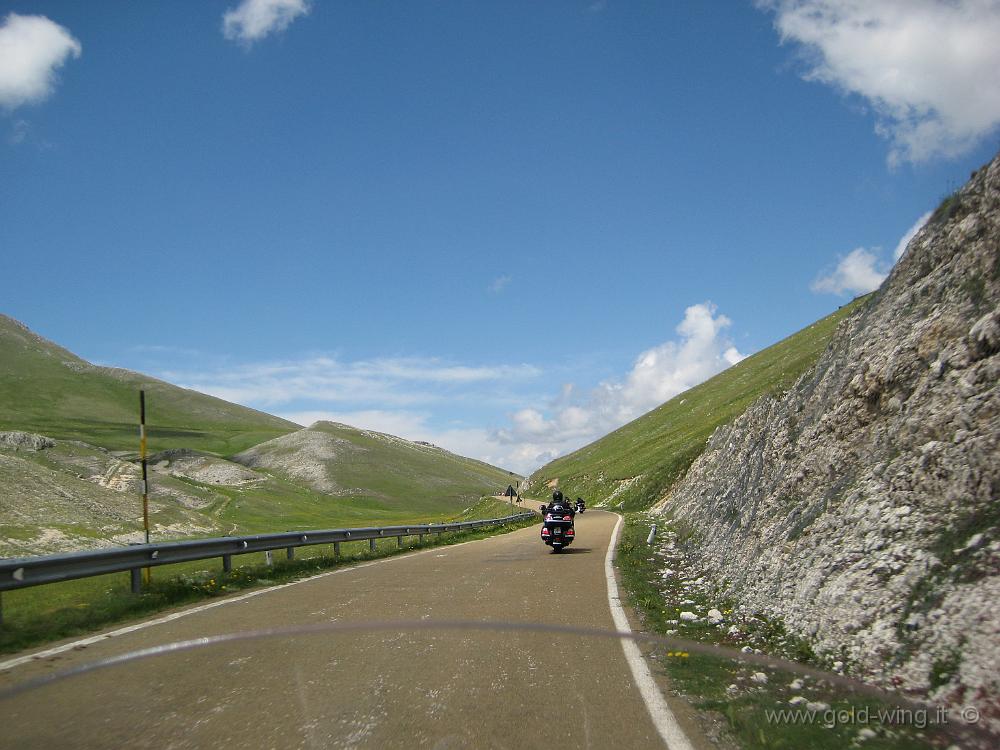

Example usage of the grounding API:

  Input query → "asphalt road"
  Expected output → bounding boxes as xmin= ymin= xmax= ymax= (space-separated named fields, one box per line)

xmin=0 ymin=511 xmax=703 ymax=749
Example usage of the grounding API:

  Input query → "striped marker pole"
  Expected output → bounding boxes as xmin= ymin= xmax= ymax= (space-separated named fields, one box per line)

xmin=140 ymin=390 xmax=151 ymax=586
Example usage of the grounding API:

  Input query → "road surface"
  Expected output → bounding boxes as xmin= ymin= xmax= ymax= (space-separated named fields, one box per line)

xmin=0 ymin=511 xmax=704 ymax=749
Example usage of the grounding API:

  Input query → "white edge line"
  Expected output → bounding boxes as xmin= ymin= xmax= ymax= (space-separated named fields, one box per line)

xmin=605 ymin=512 xmax=695 ymax=750
xmin=0 ymin=534 xmax=492 ymax=673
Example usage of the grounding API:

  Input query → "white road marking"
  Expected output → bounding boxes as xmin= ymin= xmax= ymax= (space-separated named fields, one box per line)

xmin=604 ymin=512 xmax=695 ymax=750
xmin=0 ymin=536 xmax=486 ymax=673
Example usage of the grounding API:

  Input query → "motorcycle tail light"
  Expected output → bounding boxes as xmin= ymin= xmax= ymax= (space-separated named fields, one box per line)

xmin=566 ymin=528 xmax=574 ymax=536
xmin=563 ymin=515 xmax=572 ymax=521
xmin=541 ymin=528 xmax=550 ymax=536
xmin=545 ymin=514 xmax=553 ymax=520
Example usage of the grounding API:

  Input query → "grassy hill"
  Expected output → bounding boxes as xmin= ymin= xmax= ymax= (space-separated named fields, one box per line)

xmin=528 ymin=297 xmax=869 ymax=509
xmin=0 ymin=314 xmax=297 ymax=455
xmin=233 ymin=421 xmax=519 ymax=517
xmin=0 ymin=315 xmax=521 ymax=555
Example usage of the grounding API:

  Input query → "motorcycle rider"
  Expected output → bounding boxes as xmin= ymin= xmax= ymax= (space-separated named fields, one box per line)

xmin=549 ymin=490 xmax=575 ymax=517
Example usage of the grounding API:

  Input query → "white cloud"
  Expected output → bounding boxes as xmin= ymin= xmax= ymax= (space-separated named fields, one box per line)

xmin=0 ymin=13 xmax=81 ymax=109
xmin=167 ymin=356 xmax=539 ymax=408
xmin=489 ymin=275 xmax=512 ymax=294
xmin=489 ymin=303 xmax=746 ymax=473
xmin=223 ymin=0 xmax=310 ymax=45
xmin=893 ymin=211 xmax=932 ymax=260
xmin=811 ymin=247 xmax=888 ymax=295
xmin=156 ymin=305 xmax=744 ymax=475
xmin=812 ymin=210 xmax=934 ymax=295
xmin=760 ymin=0 xmax=1000 ymax=165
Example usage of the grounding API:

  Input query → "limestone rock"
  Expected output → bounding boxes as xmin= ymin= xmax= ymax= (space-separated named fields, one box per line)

xmin=660 ymin=150 xmax=1000 ymax=735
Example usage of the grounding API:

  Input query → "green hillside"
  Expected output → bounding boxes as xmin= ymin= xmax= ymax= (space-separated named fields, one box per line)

xmin=232 ymin=421 xmax=519 ymax=517
xmin=0 ymin=315 xmax=297 ymax=455
xmin=0 ymin=315 xmax=521 ymax=555
xmin=529 ymin=297 xmax=869 ymax=509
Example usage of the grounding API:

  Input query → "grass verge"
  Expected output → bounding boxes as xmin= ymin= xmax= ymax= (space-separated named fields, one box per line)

xmin=0 ymin=512 xmax=536 ymax=655
xmin=615 ymin=513 xmax=956 ymax=749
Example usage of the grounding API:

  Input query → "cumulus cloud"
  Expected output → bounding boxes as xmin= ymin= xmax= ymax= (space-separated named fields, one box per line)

xmin=811 ymin=247 xmax=888 ymax=295
xmin=489 ymin=303 xmax=746 ymax=472
xmin=0 ymin=13 xmax=81 ymax=109
xmin=760 ymin=0 xmax=1000 ymax=165
xmin=223 ymin=0 xmax=310 ymax=45
xmin=812 ymin=210 xmax=934 ymax=296
xmin=893 ymin=211 xmax=932 ymax=260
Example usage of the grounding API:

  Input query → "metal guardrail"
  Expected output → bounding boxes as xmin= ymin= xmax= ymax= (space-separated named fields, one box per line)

xmin=0 ymin=513 xmax=536 ymax=598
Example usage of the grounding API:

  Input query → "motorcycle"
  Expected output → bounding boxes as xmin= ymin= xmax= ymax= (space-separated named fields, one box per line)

xmin=540 ymin=503 xmax=575 ymax=552
xmin=575 ymin=499 xmax=586 ymax=514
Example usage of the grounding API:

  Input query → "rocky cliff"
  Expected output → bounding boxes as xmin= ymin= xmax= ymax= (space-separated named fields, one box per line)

xmin=660 ymin=153 xmax=1000 ymax=731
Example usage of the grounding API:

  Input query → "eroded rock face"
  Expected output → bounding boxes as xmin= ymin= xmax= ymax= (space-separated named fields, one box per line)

xmin=663 ymin=153 xmax=1000 ymax=731
xmin=232 ymin=427 xmax=357 ymax=494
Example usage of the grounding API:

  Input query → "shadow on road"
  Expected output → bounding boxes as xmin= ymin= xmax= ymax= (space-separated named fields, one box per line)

xmin=552 ymin=547 xmax=592 ymax=554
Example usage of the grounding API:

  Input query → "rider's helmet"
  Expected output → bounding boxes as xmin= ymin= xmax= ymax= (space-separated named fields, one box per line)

xmin=552 ymin=490 xmax=564 ymax=504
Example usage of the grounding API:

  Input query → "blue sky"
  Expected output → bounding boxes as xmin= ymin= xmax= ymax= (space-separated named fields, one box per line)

xmin=2 ymin=1 xmax=999 ymax=473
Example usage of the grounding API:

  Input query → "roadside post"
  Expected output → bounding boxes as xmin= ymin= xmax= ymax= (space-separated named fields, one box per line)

xmin=139 ymin=391 xmax=151 ymax=586
xmin=504 ymin=484 xmax=517 ymax=517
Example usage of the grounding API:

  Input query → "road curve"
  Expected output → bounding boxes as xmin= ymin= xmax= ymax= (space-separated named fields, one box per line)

xmin=0 ymin=511 xmax=703 ymax=749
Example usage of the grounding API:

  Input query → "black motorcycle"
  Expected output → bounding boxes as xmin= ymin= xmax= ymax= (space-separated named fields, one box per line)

xmin=575 ymin=498 xmax=586 ymax=514
xmin=540 ymin=503 xmax=575 ymax=552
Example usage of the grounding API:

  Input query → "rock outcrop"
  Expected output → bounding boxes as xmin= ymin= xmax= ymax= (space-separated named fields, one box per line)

xmin=662 ymin=153 xmax=1000 ymax=731
xmin=0 ymin=431 xmax=56 ymax=451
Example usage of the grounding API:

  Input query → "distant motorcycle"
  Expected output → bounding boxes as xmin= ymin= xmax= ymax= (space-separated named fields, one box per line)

xmin=540 ymin=502 xmax=575 ymax=552
xmin=575 ymin=498 xmax=586 ymax=514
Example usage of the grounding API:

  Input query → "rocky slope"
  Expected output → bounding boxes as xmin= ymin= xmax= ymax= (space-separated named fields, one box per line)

xmin=233 ymin=421 xmax=517 ymax=514
xmin=0 ymin=431 xmax=227 ymax=556
xmin=660 ymin=153 xmax=1000 ymax=731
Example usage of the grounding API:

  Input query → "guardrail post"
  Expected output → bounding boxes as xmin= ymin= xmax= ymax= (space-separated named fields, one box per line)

xmin=333 ymin=541 xmax=341 ymax=557
xmin=418 ymin=533 xmax=424 ymax=544
xmin=369 ymin=539 xmax=376 ymax=552
xmin=0 ymin=591 xmax=4 ymax=627
xmin=222 ymin=554 xmax=232 ymax=573
xmin=286 ymin=547 xmax=295 ymax=561
xmin=396 ymin=535 xmax=403 ymax=548
xmin=130 ymin=568 xmax=142 ymax=594
xmin=265 ymin=550 xmax=273 ymax=567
